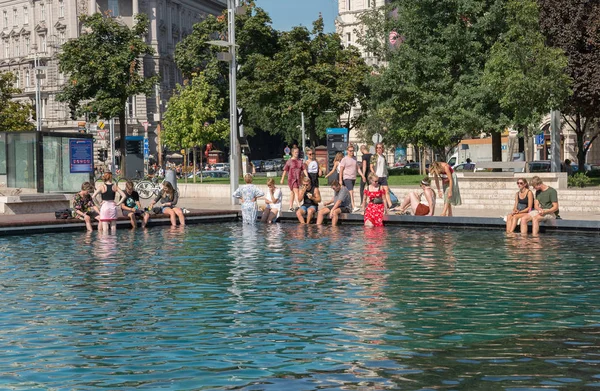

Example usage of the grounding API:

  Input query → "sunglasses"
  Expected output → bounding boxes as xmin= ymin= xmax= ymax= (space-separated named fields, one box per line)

xmin=517 ymin=181 xmax=524 ymax=185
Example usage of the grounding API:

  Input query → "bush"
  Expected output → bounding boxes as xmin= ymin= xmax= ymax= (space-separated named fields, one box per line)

xmin=568 ymin=172 xmax=592 ymax=188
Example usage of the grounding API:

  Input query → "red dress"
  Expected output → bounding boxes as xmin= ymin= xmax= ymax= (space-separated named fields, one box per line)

xmin=284 ymin=158 xmax=305 ymax=190
xmin=364 ymin=187 xmax=386 ymax=227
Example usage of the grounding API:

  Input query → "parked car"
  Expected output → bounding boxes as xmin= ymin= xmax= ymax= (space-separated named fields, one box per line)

xmin=188 ymin=170 xmax=230 ymax=179
xmin=263 ymin=160 xmax=276 ymax=171
xmin=403 ymin=162 xmax=421 ymax=170
xmin=571 ymin=163 xmax=591 ymax=173
xmin=528 ymin=160 xmax=551 ymax=173
xmin=252 ymin=160 xmax=264 ymax=172
xmin=272 ymin=158 xmax=285 ymax=170
xmin=213 ymin=163 xmax=230 ymax=171
xmin=453 ymin=162 xmax=477 ymax=172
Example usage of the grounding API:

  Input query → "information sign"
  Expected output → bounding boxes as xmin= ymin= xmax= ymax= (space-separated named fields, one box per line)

xmin=69 ymin=139 xmax=94 ymax=173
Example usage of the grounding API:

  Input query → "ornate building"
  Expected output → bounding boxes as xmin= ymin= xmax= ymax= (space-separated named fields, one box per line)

xmin=0 ymin=0 xmax=225 ymax=139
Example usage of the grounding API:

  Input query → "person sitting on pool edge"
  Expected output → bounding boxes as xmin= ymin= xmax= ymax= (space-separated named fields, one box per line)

xmin=296 ymin=176 xmax=321 ymax=224
xmin=316 ymin=180 xmax=352 ymax=226
xmin=393 ymin=177 xmax=436 ymax=216
xmin=519 ymin=176 xmax=559 ymax=236
xmin=121 ymin=180 xmax=150 ymax=229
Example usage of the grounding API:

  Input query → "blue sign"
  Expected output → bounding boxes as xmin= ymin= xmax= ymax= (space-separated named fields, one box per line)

xmin=69 ymin=139 xmax=94 ymax=173
xmin=535 ymin=134 xmax=545 ymax=145
xmin=143 ymin=137 xmax=149 ymax=158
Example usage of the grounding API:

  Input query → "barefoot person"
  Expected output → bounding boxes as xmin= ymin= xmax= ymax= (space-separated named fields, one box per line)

xmin=92 ymin=172 xmax=126 ymax=233
xmin=360 ymin=173 xmax=387 ymax=227
xmin=72 ymin=182 xmax=101 ymax=231
xmin=281 ymin=147 xmax=307 ymax=212
xmin=394 ymin=177 xmax=436 ymax=216
xmin=296 ymin=176 xmax=321 ymax=224
xmin=429 ymin=161 xmax=461 ymax=216
xmin=519 ymin=176 xmax=559 ymax=236
xmin=261 ymin=178 xmax=282 ymax=224
xmin=316 ymin=180 xmax=351 ymax=226
xmin=121 ymin=180 xmax=150 ymax=228
xmin=233 ymin=174 xmax=264 ymax=225
xmin=149 ymin=181 xmax=185 ymax=227
xmin=506 ymin=178 xmax=533 ymax=233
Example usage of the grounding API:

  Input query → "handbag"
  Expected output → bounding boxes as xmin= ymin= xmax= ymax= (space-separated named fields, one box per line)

xmin=371 ymin=197 xmax=383 ymax=204
xmin=55 ymin=209 xmax=72 ymax=219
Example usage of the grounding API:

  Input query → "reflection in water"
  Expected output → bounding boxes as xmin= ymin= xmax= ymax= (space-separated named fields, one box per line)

xmin=0 ymin=224 xmax=599 ymax=390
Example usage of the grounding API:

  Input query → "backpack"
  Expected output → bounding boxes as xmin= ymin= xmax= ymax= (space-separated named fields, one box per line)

xmin=55 ymin=209 xmax=72 ymax=219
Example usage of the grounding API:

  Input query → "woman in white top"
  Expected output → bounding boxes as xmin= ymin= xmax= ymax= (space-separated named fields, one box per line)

xmin=305 ymin=148 xmax=321 ymax=188
xmin=261 ymin=178 xmax=283 ymax=223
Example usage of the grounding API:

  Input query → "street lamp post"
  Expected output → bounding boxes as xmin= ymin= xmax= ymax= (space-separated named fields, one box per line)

xmin=227 ymin=0 xmax=240 ymax=205
xmin=31 ymin=44 xmax=43 ymax=132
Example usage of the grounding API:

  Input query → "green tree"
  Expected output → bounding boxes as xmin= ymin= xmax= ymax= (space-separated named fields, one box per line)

xmin=57 ymin=13 xmax=158 ymax=175
xmin=364 ymin=0 xmax=509 ymax=158
xmin=483 ymin=0 xmax=571 ymax=160
xmin=0 ymin=72 xmax=35 ymax=132
xmin=161 ymin=73 xmax=229 ymax=156
xmin=538 ymin=0 xmax=600 ymax=167
xmin=239 ymin=17 xmax=371 ymax=147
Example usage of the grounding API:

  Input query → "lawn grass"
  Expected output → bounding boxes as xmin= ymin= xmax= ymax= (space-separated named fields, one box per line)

xmin=179 ymin=175 xmax=424 ymax=187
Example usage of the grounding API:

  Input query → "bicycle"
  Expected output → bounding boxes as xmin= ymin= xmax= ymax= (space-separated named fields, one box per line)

xmin=135 ymin=176 xmax=165 ymax=199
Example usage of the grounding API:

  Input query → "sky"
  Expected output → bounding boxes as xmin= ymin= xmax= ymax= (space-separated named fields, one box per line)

xmin=255 ymin=0 xmax=338 ymax=33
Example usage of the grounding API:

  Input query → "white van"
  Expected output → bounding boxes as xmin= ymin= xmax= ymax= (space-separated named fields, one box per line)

xmin=447 ymin=153 xmax=458 ymax=167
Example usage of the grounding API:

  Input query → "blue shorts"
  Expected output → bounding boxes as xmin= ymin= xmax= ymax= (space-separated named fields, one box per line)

xmin=378 ymin=177 xmax=389 ymax=186
xmin=299 ymin=205 xmax=318 ymax=213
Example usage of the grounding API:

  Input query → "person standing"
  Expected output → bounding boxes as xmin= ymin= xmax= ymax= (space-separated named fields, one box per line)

xmin=233 ymin=174 xmax=265 ymax=225
xmin=324 ymin=152 xmax=344 ymax=185
xmin=520 ymin=176 xmax=559 ymax=236
xmin=316 ymin=180 xmax=352 ymax=226
xmin=92 ymin=172 xmax=126 ymax=233
xmin=339 ymin=145 xmax=365 ymax=213
xmin=370 ymin=143 xmax=392 ymax=209
xmin=305 ymin=148 xmax=321 ymax=188
xmin=429 ymin=161 xmax=462 ymax=216
xmin=359 ymin=145 xmax=372 ymax=205
xmin=281 ymin=147 xmax=307 ymax=212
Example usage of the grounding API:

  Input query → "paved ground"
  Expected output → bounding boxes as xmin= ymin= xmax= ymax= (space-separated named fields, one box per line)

xmin=1 ymin=196 xmax=598 ymax=226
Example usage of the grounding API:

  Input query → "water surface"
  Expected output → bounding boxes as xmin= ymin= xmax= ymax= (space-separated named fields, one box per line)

xmin=0 ymin=224 xmax=599 ymax=390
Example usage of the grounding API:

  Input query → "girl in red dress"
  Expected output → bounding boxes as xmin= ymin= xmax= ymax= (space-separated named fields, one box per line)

xmin=361 ymin=173 xmax=387 ymax=227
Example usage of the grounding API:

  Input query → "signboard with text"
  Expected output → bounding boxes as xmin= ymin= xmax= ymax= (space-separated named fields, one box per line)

xmin=70 ymin=139 xmax=94 ymax=173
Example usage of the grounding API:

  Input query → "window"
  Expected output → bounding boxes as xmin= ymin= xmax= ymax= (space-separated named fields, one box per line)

xmin=13 ymin=8 xmax=17 ymax=25
xmin=23 ymin=6 xmax=28 ymax=22
xmin=15 ymin=70 xmax=20 ymax=88
xmin=346 ymin=0 xmax=351 ymax=11
xmin=346 ymin=32 xmax=351 ymax=46
xmin=40 ymin=4 xmax=45 ymax=20
xmin=25 ymin=36 xmax=29 ymax=53
xmin=59 ymin=0 xmax=64 ymax=17
xmin=59 ymin=31 xmax=65 ymax=45
xmin=108 ymin=0 xmax=119 ymax=16
xmin=26 ymin=70 xmax=30 ymax=87
xmin=4 ymin=40 xmax=8 ymax=58
xmin=14 ymin=39 xmax=19 ymax=56
xmin=41 ymin=34 xmax=46 ymax=52
xmin=3 ymin=11 xmax=7 ymax=28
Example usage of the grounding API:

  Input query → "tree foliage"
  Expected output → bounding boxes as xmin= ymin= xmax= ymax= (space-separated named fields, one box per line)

xmin=57 ymin=13 xmax=158 ymax=174
xmin=364 ymin=0 xmax=510 ymax=156
xmin=161 ymin=73 xmax=229 ymax=150
xmin=538 ymin=0 xmax=600 ymax=166
xmin=483 ymin=0 xmax=571 ymax=131
xmin=239 ymin=17 xmax=371 ymax=147
xmin=0 ymin=72 xmax=35 ymax=132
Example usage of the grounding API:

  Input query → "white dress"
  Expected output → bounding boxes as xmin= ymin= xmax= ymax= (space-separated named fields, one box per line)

xmin=264 ymin=188 xmax=282 ymax=221
xmin=232 ymin=184 xmax=265 ymax=224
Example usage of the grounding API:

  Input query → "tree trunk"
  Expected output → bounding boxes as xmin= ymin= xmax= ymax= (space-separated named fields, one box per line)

xmin=491 ymin=131 xmax=502 ymax=161
xmin=119 ymin=110 xmax=127 ymax=177
xmin=574 ymin=113 xmax=586 ymax=168
xmin=309 ymin=116 xmax=318 ymax=149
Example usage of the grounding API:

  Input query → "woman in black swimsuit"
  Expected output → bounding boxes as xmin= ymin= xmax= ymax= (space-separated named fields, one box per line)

xmin=506 ymin=177 xmax=534 ymax=233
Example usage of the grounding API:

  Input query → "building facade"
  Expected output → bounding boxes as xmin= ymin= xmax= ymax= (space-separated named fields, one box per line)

xmin=0 ymin=0 xmax=225 ymax=144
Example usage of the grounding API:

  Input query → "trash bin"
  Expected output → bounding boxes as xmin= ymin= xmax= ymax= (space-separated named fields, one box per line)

xmin=165 ymin=169 xmax=177 ymax=190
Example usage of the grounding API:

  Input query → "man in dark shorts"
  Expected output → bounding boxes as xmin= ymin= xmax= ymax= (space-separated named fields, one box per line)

xmin=316 ymin=180 xmax=352 ymax=226
xmin=520 ymin=176 xmax=559 ymax=236
xmin=122 ymin=180 xmax=150 ymax=228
